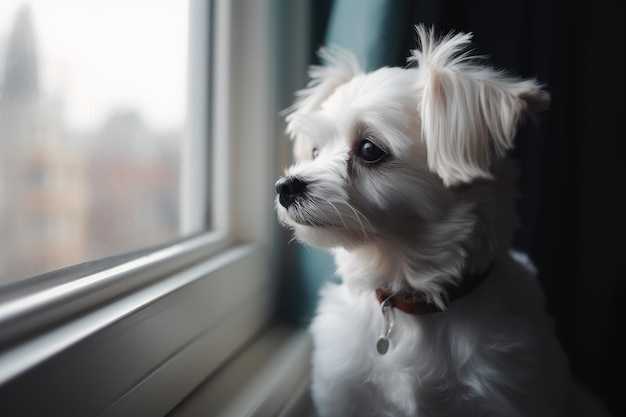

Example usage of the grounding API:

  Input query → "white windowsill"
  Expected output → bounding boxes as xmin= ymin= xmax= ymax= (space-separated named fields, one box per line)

xmin=169 ymin=325 xmax=316 ymax=417
xmin=0 ymin=241 xmax=275 ymax=416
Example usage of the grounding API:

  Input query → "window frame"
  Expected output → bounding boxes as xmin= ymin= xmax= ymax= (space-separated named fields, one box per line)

xmin=0 ymin=0 xmax=300 ymax=414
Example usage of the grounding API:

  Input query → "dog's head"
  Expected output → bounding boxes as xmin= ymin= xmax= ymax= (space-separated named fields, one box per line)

xmin=276 ymin=26 xmax=548 ymax=293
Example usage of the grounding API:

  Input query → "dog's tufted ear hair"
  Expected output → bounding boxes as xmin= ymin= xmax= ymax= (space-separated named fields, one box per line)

xmin=410 ymin=25 xmax=550 ymax=187
xmin=285 ymin=46 xmax=361 ymax=140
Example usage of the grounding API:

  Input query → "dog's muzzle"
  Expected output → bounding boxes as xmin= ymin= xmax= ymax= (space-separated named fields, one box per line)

xmin=275 ymin=176 xmax=307 ymax=208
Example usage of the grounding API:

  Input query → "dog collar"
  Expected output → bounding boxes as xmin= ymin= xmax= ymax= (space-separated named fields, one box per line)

xmin=374 ymin=265 xmax=493 ymax=355
xmin=375 ymin=264 xmax=493 ymax=315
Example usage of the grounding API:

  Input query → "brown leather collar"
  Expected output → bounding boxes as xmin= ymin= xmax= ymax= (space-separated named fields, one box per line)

xmin=375 ymin=265 xmax=493 ymax=315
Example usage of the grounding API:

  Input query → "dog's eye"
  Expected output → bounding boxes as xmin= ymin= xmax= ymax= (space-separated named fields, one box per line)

xmin=312 ymin=148 xmax=319 ymax=159
xmin=358 ymin=139 xmax=387 ymax=164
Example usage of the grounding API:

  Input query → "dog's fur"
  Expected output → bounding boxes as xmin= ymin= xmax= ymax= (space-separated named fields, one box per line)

xmin=276 ymin=26 xmax=604 ymax=417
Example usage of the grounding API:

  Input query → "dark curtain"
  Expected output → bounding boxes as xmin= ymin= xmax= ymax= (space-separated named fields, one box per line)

xmin=298 ymin=1 xmax=625 ymax=415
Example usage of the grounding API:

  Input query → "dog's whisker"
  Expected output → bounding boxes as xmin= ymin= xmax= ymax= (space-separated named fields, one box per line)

xmin=317 ymin=195 xmax=371 ymax=241
xmin=307 ymin=201 xmax=332 ymax=227
xmin=344 ymin=202 xmax=371 ymax=241
xmin=319 ymin=195 xmax=349 ymax=230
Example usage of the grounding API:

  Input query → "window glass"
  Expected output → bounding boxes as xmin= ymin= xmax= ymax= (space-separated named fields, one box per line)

xmin=0 ymin=0 xmax=192 ymax=285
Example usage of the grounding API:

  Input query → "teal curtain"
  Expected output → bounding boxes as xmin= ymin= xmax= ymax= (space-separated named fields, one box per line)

xmin=325 ymin=0 xmax=405 ymax=71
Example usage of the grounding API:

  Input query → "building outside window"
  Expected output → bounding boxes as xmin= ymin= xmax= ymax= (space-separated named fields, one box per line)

xmin=0 ymin=1 xmax=188 ymax=284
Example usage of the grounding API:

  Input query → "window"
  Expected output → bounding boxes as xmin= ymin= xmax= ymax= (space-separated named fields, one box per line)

xmin=0 ymin=0 xmax=311 ymax=415
xmin=0 ymin=0 xmax=193 ymax=284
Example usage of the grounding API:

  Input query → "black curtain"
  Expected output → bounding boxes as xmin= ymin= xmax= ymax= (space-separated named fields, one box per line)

xmin=307 ymin=1 xmax=625 ymax=415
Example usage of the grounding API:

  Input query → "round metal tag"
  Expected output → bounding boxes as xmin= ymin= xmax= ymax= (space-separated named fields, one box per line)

xmin=376 ymin=336 xmax=390 ymax=355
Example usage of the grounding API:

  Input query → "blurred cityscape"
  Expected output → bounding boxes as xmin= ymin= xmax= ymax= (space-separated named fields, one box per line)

xmin=0 ymin=6 xmax=182 ymax=284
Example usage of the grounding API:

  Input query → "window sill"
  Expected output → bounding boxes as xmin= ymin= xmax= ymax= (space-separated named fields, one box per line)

xmin=168 ymin=325 xmax=315 ymax=417
xmin=0 ymin=240 xmax=274 ymax=416
xmin=0 ymin=232 xmax=232 ymax=351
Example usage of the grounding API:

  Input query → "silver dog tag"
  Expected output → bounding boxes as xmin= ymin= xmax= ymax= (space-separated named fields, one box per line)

xmin=376 ymin=336 xmax=390 ymax=355
xmin=376 ymin=298 xmax=394 ymax=355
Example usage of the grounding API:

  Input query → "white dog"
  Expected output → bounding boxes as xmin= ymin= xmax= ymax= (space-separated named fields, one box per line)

xmin=276 ymin=25 xmax=606 ymax=417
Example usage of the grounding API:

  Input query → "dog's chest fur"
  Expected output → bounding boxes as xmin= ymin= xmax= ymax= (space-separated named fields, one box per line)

xmin=309 ymin=252 xmax=571 ymax=417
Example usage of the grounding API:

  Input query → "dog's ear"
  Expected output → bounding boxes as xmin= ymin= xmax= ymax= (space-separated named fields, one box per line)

xmin=285 ymin=46 xmax=361 ymax=139
xmin=411 ymin=25 xmax=550 ymax=187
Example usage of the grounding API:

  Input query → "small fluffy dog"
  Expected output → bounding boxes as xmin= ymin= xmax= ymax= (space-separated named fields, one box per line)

xmin=276 ymin=26 xmax=604 ymax=417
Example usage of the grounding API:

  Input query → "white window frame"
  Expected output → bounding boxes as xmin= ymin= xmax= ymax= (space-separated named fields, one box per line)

xmin=0 ymin=0 xmax=314 ymax=415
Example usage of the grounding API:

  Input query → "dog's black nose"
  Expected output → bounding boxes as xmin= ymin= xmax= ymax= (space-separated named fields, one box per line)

xmin=276 ymin=176 xmax=307 ymax=208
